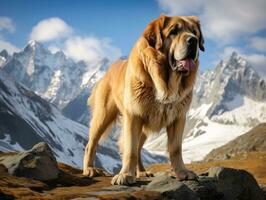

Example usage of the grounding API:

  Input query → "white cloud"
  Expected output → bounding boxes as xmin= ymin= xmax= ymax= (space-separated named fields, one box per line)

xmin=28 ymin=17 xmax=122 ymax=64
xmin=249 ymin=36 xmax=266 ymax=52
xmin=245 ymin=54 xmax=266 ymax=76
xmin=0 ymin=17 xmax=15 ymax=33
xmin=158 ymin=0 xmax=266 ymax=44
xmin=30 ymin=17 xmax=72 ymax=42
xmin=219 ymin=46 xmax=243 ymax=60
xmin=157 ymin=0 xmax=203 ymax=16
xmin=64 ymin=36 xmax=122 ymax=63
xmin=0 ymin=40 xmax=20 ymax=54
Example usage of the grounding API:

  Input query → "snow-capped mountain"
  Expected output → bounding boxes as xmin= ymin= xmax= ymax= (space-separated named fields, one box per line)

xmin=1 ymin=40 xmax=108 ymax=108
xmin=0 ymin=71 xmax=166 ymax=173
xmin=145 ymin=52 xmax=266 ymax=162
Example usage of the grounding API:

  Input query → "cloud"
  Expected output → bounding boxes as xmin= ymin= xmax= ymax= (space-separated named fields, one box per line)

xmin=64 ymin=36 xmax=122 ymax=63
xmin=0 ymin=17 xmax=15 ymax=33
xmin=157 ymin=0 xmax=266 ymax=44
xmin=245 ymin=54 xmax=266 ymax=76
xmin=249 ymin=36 xmax=266 ymax=53
xmin=219 ymin=46 xmax=243 ymax=60
xmin=0 ymin=40 xmax=20 ymax=54
xmin=157 ymin=0 xmax=203 ymax=16
xmin=30 ymin=17 xmax=72 ymax=42
xmin=29 ymin=17 xmax=122 ymax=64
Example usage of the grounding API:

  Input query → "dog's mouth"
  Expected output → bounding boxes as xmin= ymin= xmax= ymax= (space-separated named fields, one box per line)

xmin=170 ymin=56 xmax=196 ymax=74
xmin=170 ymin=49 xmax=197 ymax=74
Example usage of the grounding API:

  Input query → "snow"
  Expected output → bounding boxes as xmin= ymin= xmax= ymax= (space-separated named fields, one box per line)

xmin=0 ymin=134 xmax=24 ymax=152
xmin=189 ymin=103 xmax=212 ymax=118
xmin=182 ymin=119 xmax=247 ymax=163
xmin=212 ymin=95 xmax=266 ymax=125
xmin=0 ymin=56 xmax=6 ymax=67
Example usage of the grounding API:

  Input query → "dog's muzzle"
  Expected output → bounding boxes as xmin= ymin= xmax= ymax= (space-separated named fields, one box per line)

xmin=170 ymin=36 xmax=198 ymax=73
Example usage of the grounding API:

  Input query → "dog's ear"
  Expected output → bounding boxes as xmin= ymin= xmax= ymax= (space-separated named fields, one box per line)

xmin=143 ymin=14 xmax=167 ymax=50
xmin=187 ymin=16 xmax=205 ymax=52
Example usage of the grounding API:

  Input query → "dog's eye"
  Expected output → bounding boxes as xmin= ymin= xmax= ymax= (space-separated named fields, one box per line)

xmin=169 ymin=26 xmax=178 ymax=35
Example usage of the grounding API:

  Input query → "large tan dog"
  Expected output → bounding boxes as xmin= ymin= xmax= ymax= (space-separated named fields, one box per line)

xmin=83 ymin=15 xmax=205 ymax=185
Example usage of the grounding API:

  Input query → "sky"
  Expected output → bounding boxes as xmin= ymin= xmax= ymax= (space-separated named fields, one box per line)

xmin=0 ymin=0 xmax=265 ymax=74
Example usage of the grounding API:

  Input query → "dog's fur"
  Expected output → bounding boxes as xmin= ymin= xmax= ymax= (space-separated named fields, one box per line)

xmin=83 ymin=15 xmax=205 ymax=185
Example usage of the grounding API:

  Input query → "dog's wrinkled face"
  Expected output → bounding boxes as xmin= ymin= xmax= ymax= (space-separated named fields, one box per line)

xmin=144 ymin=15 xmax=205 ymax=75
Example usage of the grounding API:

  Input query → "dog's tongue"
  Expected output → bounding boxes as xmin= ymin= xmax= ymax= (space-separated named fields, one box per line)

xmin=179 ymin=59 xmax=196 ymax=70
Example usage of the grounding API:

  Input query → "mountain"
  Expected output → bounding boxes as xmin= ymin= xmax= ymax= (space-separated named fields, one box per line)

xmin=62 ymin=87 xmax=91 ymax=125
xmin=0 ymin=71 xmax=166 ymax=173
xmin=144 ymin=52 xmax=266 ymax=162
xmin=1 ymin=40 xmax=108 ymax=108
xmin=204 ymin=123 xmax=266 ymax=162
xmin=0 ymin=49 xmax=10 ymax=68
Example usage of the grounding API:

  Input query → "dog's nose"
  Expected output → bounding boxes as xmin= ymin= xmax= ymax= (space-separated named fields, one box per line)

xmin=187 ymin=37 xmax=198 ymax=46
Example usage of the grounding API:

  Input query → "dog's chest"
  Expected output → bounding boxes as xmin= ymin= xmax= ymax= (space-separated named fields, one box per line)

xmin=143 ymin=102 xmax=182 ymax=132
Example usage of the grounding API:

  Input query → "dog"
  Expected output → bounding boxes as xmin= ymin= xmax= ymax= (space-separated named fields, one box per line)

xmin=83 ymin=14 xmax=205 ymax=185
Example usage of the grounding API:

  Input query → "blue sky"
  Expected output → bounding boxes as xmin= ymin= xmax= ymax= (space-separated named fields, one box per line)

xmin=0 ymin=0 xmax=265 ymax=74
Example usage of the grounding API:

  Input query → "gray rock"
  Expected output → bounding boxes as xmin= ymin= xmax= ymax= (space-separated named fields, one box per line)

xmin=184 ymin=176 xmax=223 ymax=200
xmin=207 ymin=167 xmax=265 ymax=200
xmin=143 ymin=174 xmax=199 ymax=200
xmin=0 ymin=142 xmax=59 ymax=180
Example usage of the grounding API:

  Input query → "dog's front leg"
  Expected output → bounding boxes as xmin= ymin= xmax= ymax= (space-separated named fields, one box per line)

xmin=167 ymin=115 xmax=198 ymax=181
xmin=111 ymin=112 xmax=143 ymax=185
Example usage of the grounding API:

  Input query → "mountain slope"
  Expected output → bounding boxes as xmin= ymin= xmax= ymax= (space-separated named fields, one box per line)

xmin=204 ymin=123 xmax=266 ymax=161
xmin=0 ymin=71 xmax=166 ymax=172
xmin=145 ymin=52 xmax=266 ymax=162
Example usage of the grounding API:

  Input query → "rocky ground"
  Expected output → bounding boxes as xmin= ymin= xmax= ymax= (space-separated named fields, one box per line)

xmin=0 ymin=142 xmax=266 ymax=200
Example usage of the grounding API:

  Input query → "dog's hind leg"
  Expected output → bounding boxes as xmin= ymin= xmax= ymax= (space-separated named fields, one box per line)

xmin=83 ymin=82 xmax=118 ymax=177
xmin=111 ymin=112 xmax=143 ymax=185
xmin=136 ymin=133 xmax=154 ymax=177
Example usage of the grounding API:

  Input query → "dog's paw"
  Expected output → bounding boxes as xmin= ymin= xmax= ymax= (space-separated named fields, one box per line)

xmin=83 ymin=167 xmax=110 ymax=177
xmin=175 ymin=169 xmax=198 ymax=181
xmin=137 ymin=170 xmax=154 ymax=178
xmin=111 ymin=173 xmax=136 ymax=185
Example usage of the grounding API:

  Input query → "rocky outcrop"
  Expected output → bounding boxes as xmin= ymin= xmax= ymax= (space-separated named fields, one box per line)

xmin=0 ymin=142 xmax=59 ymax=180
xmin=204 ymin=123 xmax=266 ymax=162
xmin=207 ymin=167 xmax=264 ymax=200
xmin=0 ymin=144 xmax=265 ymax=200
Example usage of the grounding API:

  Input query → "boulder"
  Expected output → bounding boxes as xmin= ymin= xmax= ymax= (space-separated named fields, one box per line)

xmin=0 ymin=142 xmax=59 ymax=180
xmin=144 ymin=174 xmax=198 ymax=200
xmin=207 ymin=167 xmax=265 ymax=200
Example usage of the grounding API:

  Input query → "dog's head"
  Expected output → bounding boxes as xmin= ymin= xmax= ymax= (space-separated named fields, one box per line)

xmin=143 ymin=15 xmax=205 ymax=74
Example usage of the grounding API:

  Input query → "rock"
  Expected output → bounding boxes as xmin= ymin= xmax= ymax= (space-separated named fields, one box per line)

xmin=184 ymin=177 xmax=223 ymax=200
xmin=143 ymin=174 xmax=198 ymax=200
xmin=0 ymin=148 xmax=265 ymax=200
xmin=207 ymin=167 xmax=265 ymax=200
xmin=0 ymin=142 xmax=59 ymax=180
